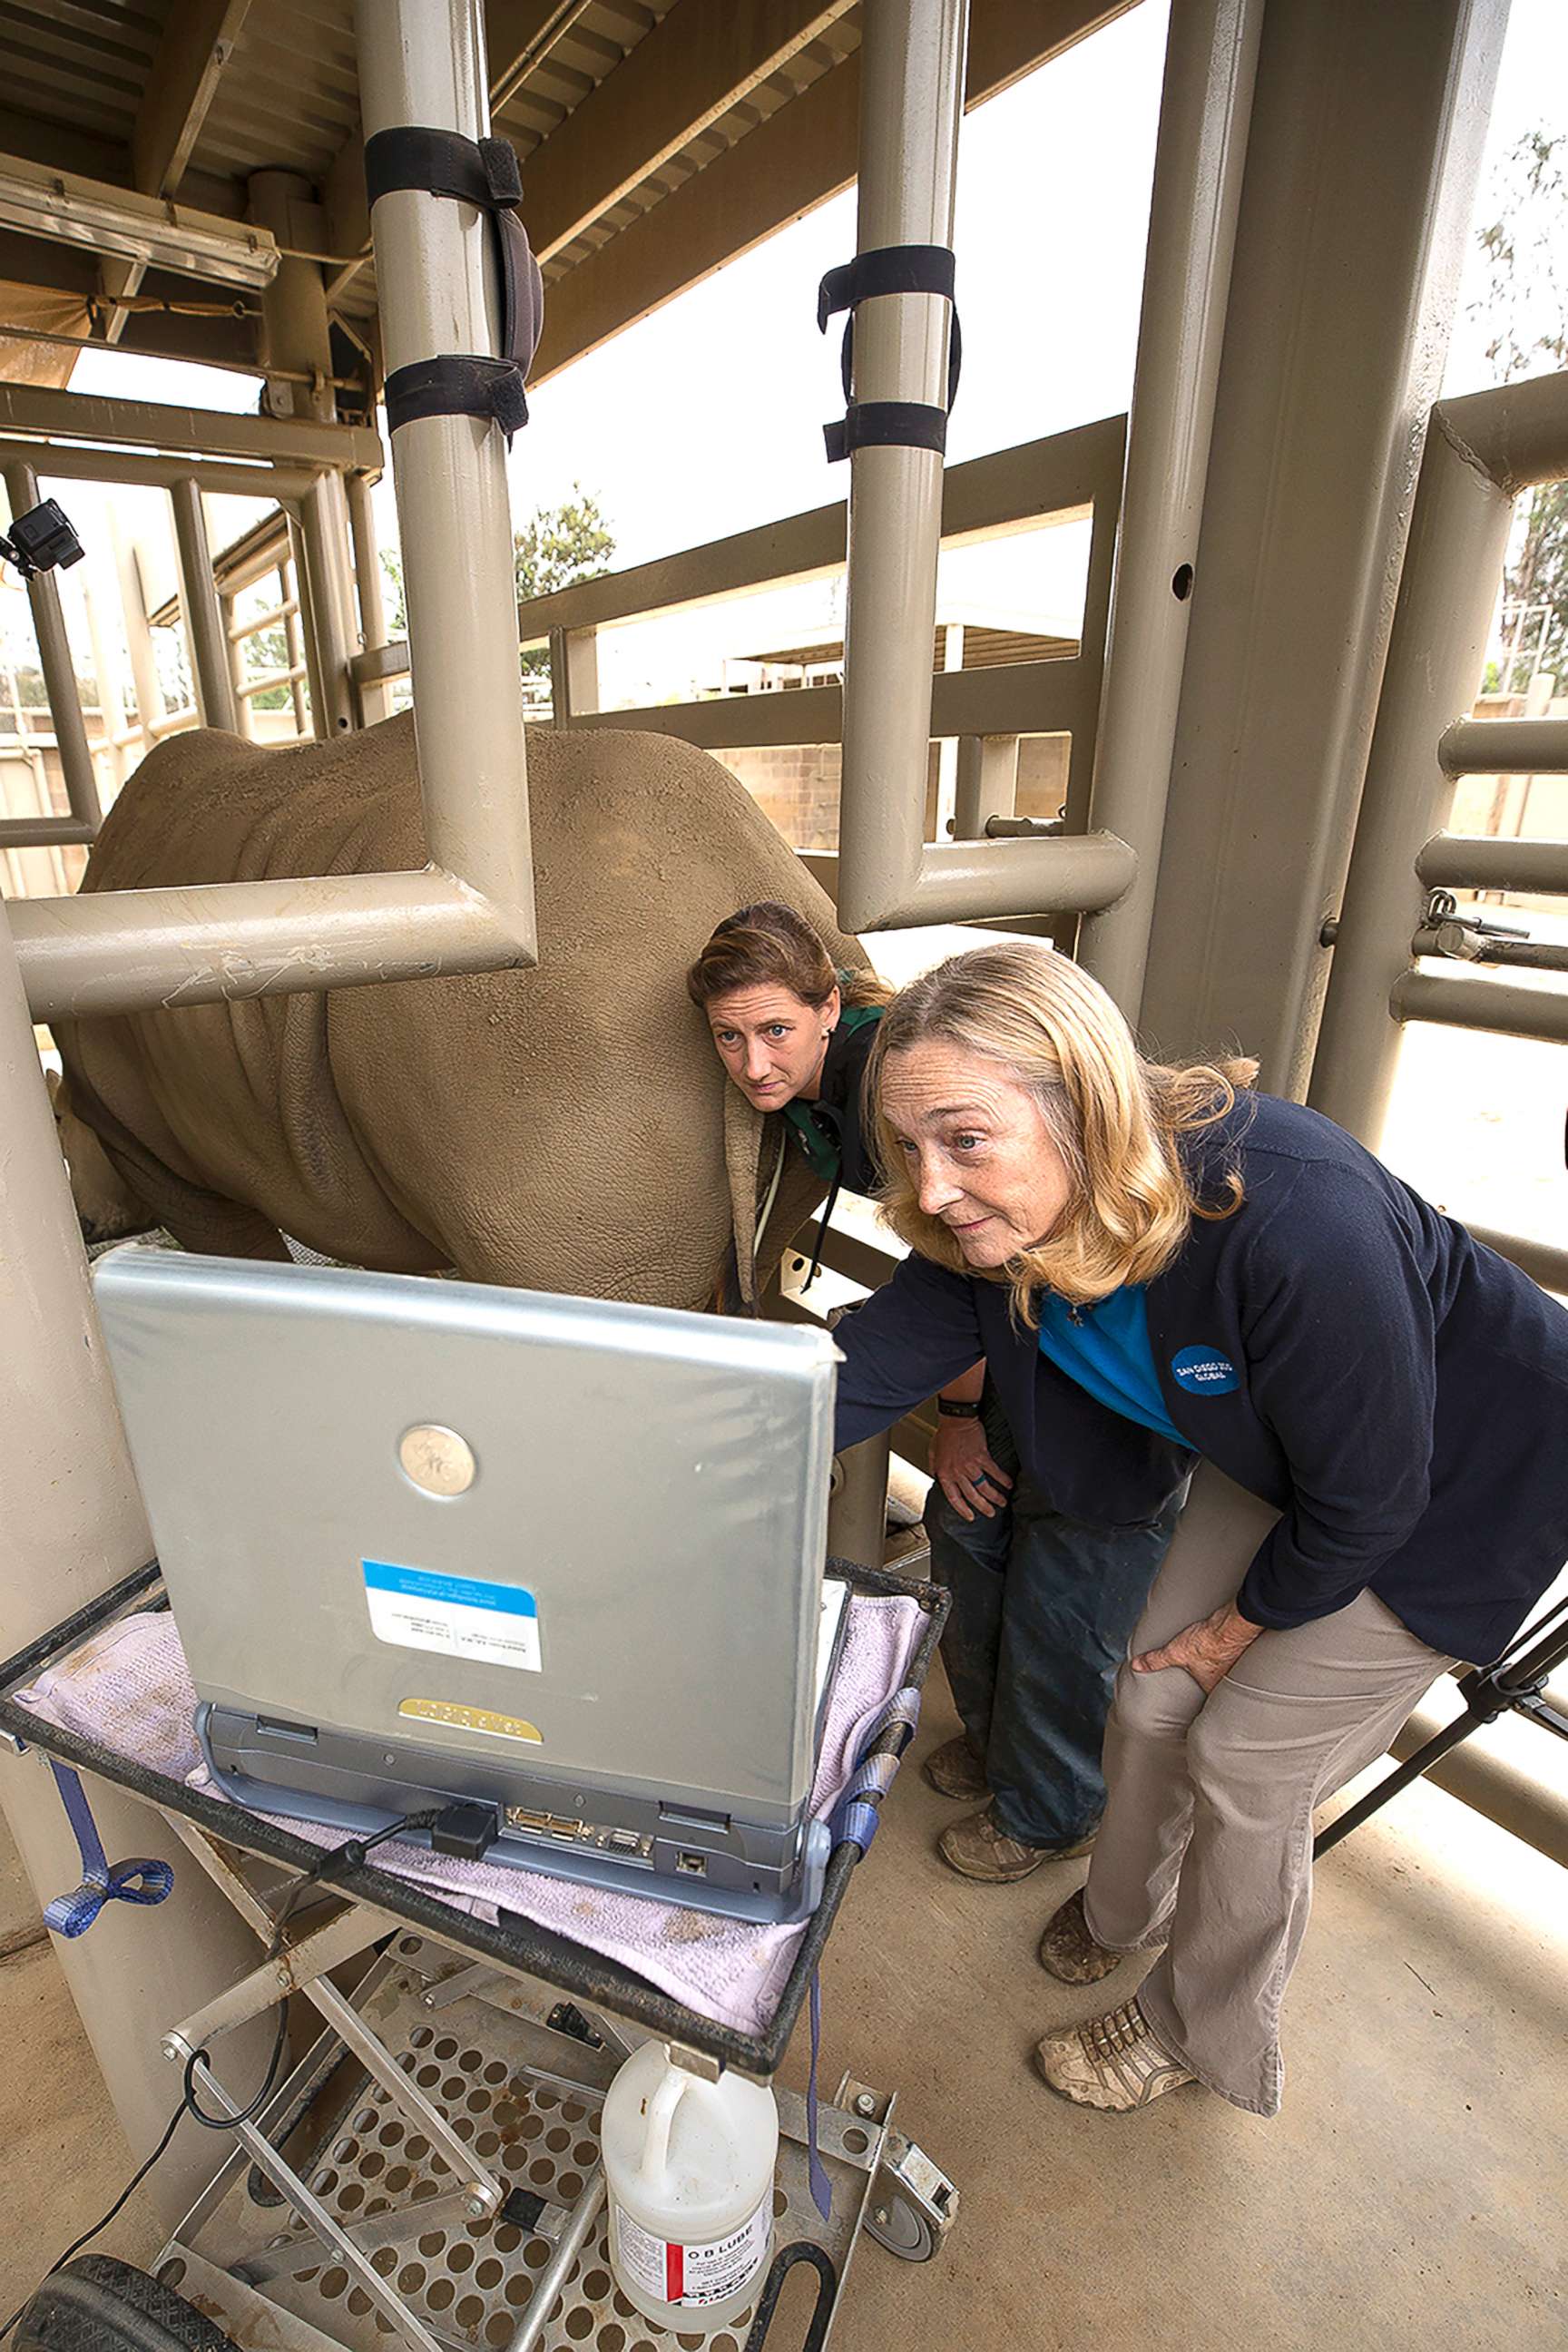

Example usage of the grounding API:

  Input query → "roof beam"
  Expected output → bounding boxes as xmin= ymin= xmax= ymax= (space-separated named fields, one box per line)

xmin=522 ymin=0 xmax=858 ymax=263
xmin=533 ymin=0 xmax=1135 ymax=380
xmin=132 ymin=0 xmax=255 ymax=201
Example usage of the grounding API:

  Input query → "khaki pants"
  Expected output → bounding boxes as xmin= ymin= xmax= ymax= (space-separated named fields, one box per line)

xmin=1082 ymin=1463 xmax=1455 ymax=2116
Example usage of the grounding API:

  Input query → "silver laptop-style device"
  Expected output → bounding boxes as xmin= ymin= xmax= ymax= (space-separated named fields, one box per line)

xmin=93 ymin=1245 xmax=848 ymax=1924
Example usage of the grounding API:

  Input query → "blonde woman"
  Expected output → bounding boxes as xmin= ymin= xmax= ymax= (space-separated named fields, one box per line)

xmin=832 ymin=941 xmax=1568 ymax=2118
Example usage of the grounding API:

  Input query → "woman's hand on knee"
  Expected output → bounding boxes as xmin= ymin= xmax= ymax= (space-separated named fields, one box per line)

xmin=931 ymin=1415 xmax=1014 ymax=1523
xmin=1132 ymin=1601 xmax=1260 ymax=1696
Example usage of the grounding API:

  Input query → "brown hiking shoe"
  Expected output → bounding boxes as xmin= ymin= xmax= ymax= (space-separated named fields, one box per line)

xmin=920 ymin=1735 xmax=989 ymax=1801
xmin=1037 ymin=1886 xmax=1126 ymax=1984
xmin=937 ymin=1802 xmax=1095 ymax=1885
xmin=1034 ymin=1998 xmax=1195 ymax=2113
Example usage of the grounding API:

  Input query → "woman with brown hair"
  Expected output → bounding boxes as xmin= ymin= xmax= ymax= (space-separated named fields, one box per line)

xmin=687 ymin=905 xmax=1181 ymax=1881
xmin=831 ymin=938 xmax=1568 ymax=2117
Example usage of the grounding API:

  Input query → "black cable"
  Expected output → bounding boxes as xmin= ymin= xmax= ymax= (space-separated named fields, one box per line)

xmin=181 ymin=1807 xmax=447 ymax=2130
xmin=1 ymin=1806 xmax=449 ymax=2332
xmin=0 ymin=2098 xmax=186 ymax=2343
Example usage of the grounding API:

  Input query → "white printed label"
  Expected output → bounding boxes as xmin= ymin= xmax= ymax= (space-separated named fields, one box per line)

xmin=362 ymin=1560 xmax=541 ymax=1671
xmin=612 ymin=2194 xmax=772 ymax=2309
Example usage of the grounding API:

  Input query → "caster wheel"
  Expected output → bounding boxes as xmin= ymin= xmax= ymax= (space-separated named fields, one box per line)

xmin=14 ymin=2257 xmax=239 ymax=2352
xmin=864 ymin=2189 xmax=936 ymax=2261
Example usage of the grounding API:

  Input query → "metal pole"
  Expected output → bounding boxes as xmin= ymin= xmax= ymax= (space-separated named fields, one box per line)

xmin=299 ymin=472 xmax=358 ymax=735
xmin=169 ymin=476 xmax=241 ymax=733
xmin=1308 ymin=399 xmax=1531 ymax=1142
xmin=1439 ymin=715 xmax=1568 ymax=774
xmin=952 ymin=735 xmax=1018 ymax=840
xmin=833 ymin=0 xmax=967 ymax=936
xmin=1387 ymin=966 xmax=1568 ymax=1046
xmin=346 ymin=471 xmax=395 ymax=725
xmin=1136 ymin=0 xmax=1507 ymax=1093
xmin=1416 ymin=832 xmax=1568 ymax=894
xmin=111 ymin=514 xmax=162 ymax=762
xmin=827 ymin=1430 xmax=892 ymax=1578
xmin=356 ymin=0 xmax=536 ymax=926
xmin=505 ymin=2171 xmax=607 ymax=2352
xmin=248 ymin=170 xmax=338 ymax=425
xmin=1075 ymin=0 xmax=1263 ymax=1019
xmin=3 ymin=460 xmax=103 ymax=831
xmin=0 ymin=907 xmax=275 ymax=2221
xmin=287 ymin=512 xmax=328 ymax=734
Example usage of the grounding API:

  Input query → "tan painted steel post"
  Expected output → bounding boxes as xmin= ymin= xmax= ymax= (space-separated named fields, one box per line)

xmin=1075 ymin=0 xmax=1262 ymax=1019
xmin=111 ymin=514 xmax=162 ymax=763
xmin=952 ymin=736 xmax=1018 ymax=840
xmin=827 ymin=1430 xmax=892 ymax=1580
xmin=1136 ymin=0 xmax=1507 ymax=1093
xmin=356 ymin=0 xmax=535 ymax=927
xmin=0 ymin=911 xmax=277 ymax=2223
xmin=1307 ymin=409 xmax=1514 ymax=1142
xmin=833 ymin=0 xmax=966 ymax=936
xmin=169 ymin=476 xmax=241 ymax=734
xmin=3 ymin=460 xmax=103 ymax=832
xmin=346 ymin=471 xmax=395 ymax=725
xmin=248 ymin=169 xmax=338 ymax=425
xmin=299 ymin=471 xmax=359 ymax=736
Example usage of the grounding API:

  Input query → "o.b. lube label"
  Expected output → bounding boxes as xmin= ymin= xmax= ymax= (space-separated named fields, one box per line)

xmin=612 ymin=2192 xmax=771 ymax=2308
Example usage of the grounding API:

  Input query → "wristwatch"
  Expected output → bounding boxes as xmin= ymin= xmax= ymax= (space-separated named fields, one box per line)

xmin=936 ymin=1396 xmax=981 ymax=1419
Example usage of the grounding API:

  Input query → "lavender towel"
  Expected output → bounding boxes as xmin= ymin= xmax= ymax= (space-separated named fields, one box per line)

xmin=15 ymin=1594 xmax=923 ymax=2036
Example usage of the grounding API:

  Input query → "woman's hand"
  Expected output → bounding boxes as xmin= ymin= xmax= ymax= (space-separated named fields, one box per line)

xmin=1131 ymin=1602 xmax=1260 ymax=1695
xmin=932 ymin=1415 xmax=1014 ymax=1522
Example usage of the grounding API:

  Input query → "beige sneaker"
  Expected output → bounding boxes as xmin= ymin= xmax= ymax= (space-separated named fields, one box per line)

xmin=1034 ymin=1998 xmax=1196 ymax=2112
xmin=1037 ymin=1886 xmax=1126 ymax=1985
xmin=920 ymin=1735 xmax=989 ymax=1802
xmin=937 ymin=1802 xmax=1095 ymax=1885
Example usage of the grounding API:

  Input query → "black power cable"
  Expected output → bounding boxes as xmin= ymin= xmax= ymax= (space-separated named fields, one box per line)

xmin=0 ymin=1805 xmax=449 ymax=2340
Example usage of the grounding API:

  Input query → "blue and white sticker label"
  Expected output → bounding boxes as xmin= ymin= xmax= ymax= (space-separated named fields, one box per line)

xmin=1170 ymin=1345 xmax=1240 ymax=1397
xmin=363 ymin=1560 xmax=541 ymax=1672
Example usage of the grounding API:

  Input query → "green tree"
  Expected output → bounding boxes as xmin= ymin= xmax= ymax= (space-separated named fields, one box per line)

xmin=378 ymin=488 xmax=615 ymax=681
xmin=514 ymin=486 xmax=614 ymax=679
xmin=1467 ymin=128 xmax=1568 ymax=686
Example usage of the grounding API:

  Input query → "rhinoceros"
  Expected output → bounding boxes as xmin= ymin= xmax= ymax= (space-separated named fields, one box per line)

xmin=51 ymin=716 xmax=859 ymax=1310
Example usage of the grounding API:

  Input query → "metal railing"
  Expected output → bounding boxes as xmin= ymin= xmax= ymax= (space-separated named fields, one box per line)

xmin=1309 ymin=366 xmax=1568 ymax=1297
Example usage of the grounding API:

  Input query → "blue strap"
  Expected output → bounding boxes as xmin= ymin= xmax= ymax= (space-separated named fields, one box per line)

xmin=827 ymin=1684 xmax=923 ymax=1857
xmin=42 ymin=1760 xmax=173 ymax=1939
xmin=805 ymin=1972 xmax=832 ymax=2221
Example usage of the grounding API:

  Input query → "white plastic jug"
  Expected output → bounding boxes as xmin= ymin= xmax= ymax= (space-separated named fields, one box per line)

xmin=602 ymin=2039 xmax=779 ymax=2335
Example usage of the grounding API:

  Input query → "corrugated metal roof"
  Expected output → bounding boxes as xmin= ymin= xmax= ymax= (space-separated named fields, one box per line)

xmin=0 ymin=0 xmax=170 ymax=148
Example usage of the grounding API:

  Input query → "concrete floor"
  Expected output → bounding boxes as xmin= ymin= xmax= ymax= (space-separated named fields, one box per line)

xmin=2 ymin=1673 xmax=1564 ymax=2349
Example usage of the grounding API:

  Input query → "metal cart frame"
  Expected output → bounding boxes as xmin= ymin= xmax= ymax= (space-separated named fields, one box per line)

xmin=0 ymin=1558 xmax=959 ymax=2352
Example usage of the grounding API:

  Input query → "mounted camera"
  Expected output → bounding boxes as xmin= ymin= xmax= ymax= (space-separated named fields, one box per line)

xmin=0 ymin=496 xmax=84 ymax=583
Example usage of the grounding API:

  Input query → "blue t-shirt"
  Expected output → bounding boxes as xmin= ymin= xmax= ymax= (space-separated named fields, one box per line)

xmin=1036 ymin=1287 xmax=1188 ymax=1447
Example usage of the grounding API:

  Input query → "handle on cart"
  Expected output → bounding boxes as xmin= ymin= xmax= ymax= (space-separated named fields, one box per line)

xmin=741 ymin=2241 xmax=838 ymax=2352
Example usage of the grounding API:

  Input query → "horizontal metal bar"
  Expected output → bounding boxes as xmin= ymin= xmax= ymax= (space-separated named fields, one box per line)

xmin=0 ymin=435 xmax=318 ymax=501
xmin=1435 ymin=366 xmax=1568 ymax=497
xmin=573 ymin=661 xmax=1098 ymax=758
xmin=237 ymin=667 xmax=309 ymax=699
xmin=229 ymin=600 xmax=299 ymax=641
xmin=9 ymin=870 xmax=534 ymax=1023
xmin=1416 ymin=831 xmax=1568 ymax=895
xmin=799 ymin=832 xmax=1134 ymax=926
xmin=1464 ymin=1223 xmax=1568 ymax=1296
xmin=0 ymin=382 xmax=382 ymax=473
xmin=351 ymin=639 xmax=412 ymax=686
xmin=0 ymin=815 xmax=96 ymax=848
xmin=1383 ymin=1692 xmax=1568 ymax=1867
xmin=1440 ymin=718 xmax=1568 ymax=776
xmin=1413 ymin=924 xmax=1568 ymax=974
xmin=514 ymin=416 xmax=1126 ymax=640
xmin=1392 ymin=965 xmax=1568 ymax=1043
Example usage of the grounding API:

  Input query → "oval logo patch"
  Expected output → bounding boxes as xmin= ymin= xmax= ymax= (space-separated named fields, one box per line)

xmin=1171 ymin=1345 xmax=1240 ymax=1396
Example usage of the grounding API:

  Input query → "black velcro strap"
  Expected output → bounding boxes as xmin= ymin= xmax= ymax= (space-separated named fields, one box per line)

xmin=817 ymin=242 xmax=956 ymax=330
xmin=823 ymin=400 xmax=949 ymax=464
xmin=818 ymin=242 xmax=959 ymax=464
xmin=364 ymin=125 xmax=523 ymax=214
xmin=384 ymin=354 xmax=529 ymax=443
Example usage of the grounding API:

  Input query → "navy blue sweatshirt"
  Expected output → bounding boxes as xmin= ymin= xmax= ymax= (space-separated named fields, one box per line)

xmin=833 ymin=1093 xmax=1568 ymax=1667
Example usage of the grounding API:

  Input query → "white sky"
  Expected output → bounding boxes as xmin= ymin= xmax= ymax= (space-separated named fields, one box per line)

xmin=9 ymin=0 xmax=1568 ymax=699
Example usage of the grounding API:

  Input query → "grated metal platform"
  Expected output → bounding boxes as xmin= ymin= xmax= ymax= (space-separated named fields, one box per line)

xmin=155 ymin=1932 xmax=920 ymax=2352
